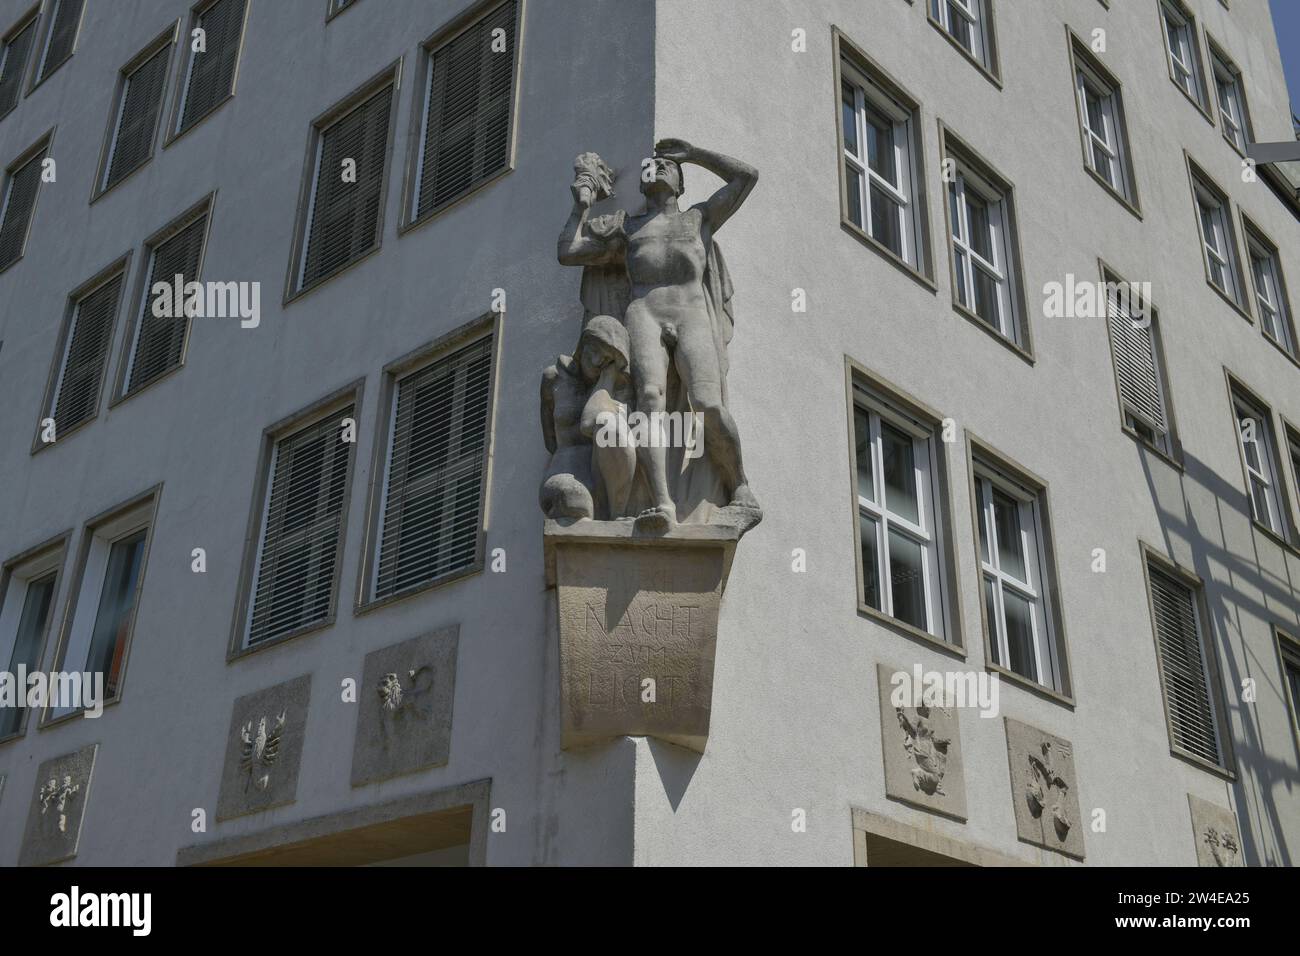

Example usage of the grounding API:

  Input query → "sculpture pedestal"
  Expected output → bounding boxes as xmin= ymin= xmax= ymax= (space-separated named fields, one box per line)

xmin=544 ymin=519 xmax=737 ymax=753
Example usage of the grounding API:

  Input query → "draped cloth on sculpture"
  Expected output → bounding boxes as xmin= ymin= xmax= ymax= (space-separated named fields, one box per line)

xmin=578 ymin=209 xmax=735 ymax=523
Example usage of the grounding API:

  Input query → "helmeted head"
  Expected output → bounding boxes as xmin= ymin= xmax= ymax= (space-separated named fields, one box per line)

xmin=640 ymin=156 xmax=684 ymax=197
xmin=577 ymin=314 xmax=630 ymax=383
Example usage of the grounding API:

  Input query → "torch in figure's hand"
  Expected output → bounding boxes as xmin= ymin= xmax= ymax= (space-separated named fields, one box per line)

xmin=571 ymin=152 xmax=616 ymax=209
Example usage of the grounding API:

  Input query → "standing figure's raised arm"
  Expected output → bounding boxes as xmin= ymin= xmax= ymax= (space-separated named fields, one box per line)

xmin=655 ymin=138 xmax=758 ymax=232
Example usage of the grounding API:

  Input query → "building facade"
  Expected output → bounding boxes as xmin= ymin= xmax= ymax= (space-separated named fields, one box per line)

xmin=0 ymin=0 xmax=1297 ymax=866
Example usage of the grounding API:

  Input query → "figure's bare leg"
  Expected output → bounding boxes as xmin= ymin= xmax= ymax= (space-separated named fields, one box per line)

xmin=627 ymin=307 xmax=675 ymax=529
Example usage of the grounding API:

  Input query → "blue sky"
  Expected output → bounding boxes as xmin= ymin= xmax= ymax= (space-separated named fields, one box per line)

xmin=1270 ymin=0 xmax=1299 ymax=124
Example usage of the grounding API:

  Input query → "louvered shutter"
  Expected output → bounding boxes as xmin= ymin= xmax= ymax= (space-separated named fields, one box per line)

xmin=0 ymin=17 xmax=37 ymax=115
xmin=300 ymin=83 xmax=391 ymax=288
xmin=417 ymin=0 xmax=516 ymax=217
xmin=127 ymin=214 xmax=206 ymax=393
xmin=376 ymin=336 xmax=492 ymax=598
xmin=35 ymin=0 xmax=82 ymax=83
xmin=104 ymin=44 xmax=171 ymax=190
xmin=1149 ymin=566 xmax=1220 ymax=765
xmin=177 ymin=0 xmax=245 ymax=133
xmin=53 ymin=274 xmax=123 ymax=432
xmin=247 ymin=406 xmax=354 ymax=646
xmin=0 ymin=148 xmax=45 ymax=270
xmin=1108 ymin=292 xmax=1166 ymax=434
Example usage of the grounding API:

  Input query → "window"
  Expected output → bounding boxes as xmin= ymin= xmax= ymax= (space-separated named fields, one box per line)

xmin=0 ymin=134 xmax=49 ymax=272
xmin=929 ymin=0 xmax=996 ymax=75
xmin=1280 ymin=631 xmax=1300 ymax=744
xmin=974 ymin=461 xmax=1063 ymax=691
xmin=852 ymin=381 xmax=952 ymax=642
xmin=0 ymin=10 xmax=38 ymax=117
xmin=1244 ymin=225 xmax=1294 ymax=354
xmin=1210 ymin=44 xmax=1250 ymax=152
xmin=122 ymin=204 xmax=209 ymax=395
xmin=46 ymin=264 xmax=127 ymax=439
xmin=31 ymin=0 xmax=82 ymax=86
xmin=98 ymin=29 xmax=175 ymax=195
xmin=0 ymin=539 xmax=65 ymax=740
xmin=369 ymin=331 xmax=494 ymax=602
xmin=327 ymin=0 xmax=358 ymax=18
xmin=1071 ymin=41 xmax=1137 ymax=205
xmin=1160 ymin=1 xmax=1208 ymax=111
xmin=944 ymin=139 xmax=1023 ymax=347
xmin=243 ymin=401 xmax=357 ymax=649
xmin=292 ymin=68 xmax=396 ymax=294
xmin=1289 ymin=428 xmax=1300 ymax=515
xmin=1144 ymin=554 xmax=1226 ymax=768
xmin=49 ymin=491 xmax=157 ymax=719
xmin=172 ymin=0 xmax=247 ymax=137
xmin=838 ymin=49 xmax=928 ymax=274
xmin=1230 ymin=387 xmax=1289 ymax=539
xmin=1103 ymin=272 xmax=1175 ymax=455
xmin=1190 ymin=167 xmax=1245 ymax=306
xmin=407 ymin=0 xmax=519 ymax=226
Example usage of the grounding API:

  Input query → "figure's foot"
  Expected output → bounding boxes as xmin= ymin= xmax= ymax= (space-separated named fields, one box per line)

xmin=729 ymin=484 xmax=760 ymax=512
xmin=716 ymin=484 xmax=762 ymax=534
xmin=634 ymin=505 xmax=676 ymax=533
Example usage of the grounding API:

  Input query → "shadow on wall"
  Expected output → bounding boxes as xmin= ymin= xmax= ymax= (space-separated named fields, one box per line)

xmin=1139 ymin=442 xmax=1298 ymax=867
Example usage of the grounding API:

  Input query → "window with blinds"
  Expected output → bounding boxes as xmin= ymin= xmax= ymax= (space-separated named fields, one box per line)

xmin=298 ymin=82 xmax=393 ymax=290
xmin=374 ymin=335 xmax=493 ymax=599
xmin=0 ymin=143 xmax=47 ymax=271
xmin=34 ymin=0 xmax=82 ymax=84
xmin=1147 ymin=562 xmax=1222 ymax=766
xmin=51 ymin=273 xmax=124 ymax=434
xmin=412 ymin=0 xmax=517 ymax=222
xmin=126 ymin=212 xmax=207 ymax=394
xmin=1105 ymin=283 xmax=1171 ymax=454
xmin=102 ymin=41 xmax=172 ymax=192
xmin=175 ymin=0 xmax=246 ymax=135
xmin=247 ymin=405 xmax=355 ymax=647
xmin=0 ymin=14 xmax=37 ymax=116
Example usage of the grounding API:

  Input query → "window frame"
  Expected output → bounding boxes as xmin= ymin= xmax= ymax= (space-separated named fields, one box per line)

xmin=1240 ymin=217 xmax=1296 ymax=359
xmin=0 ymin=126 xmax=54 ymax=276
xmin=285 ymin=58 xmax=402 ymax=303
xmin=0 ymin=5 xmax=40 ymax=122
xmin=326 ymin=0 xmax=359 ymax=21
xmin=398 ymin=0 xmax=524 ymax=235
xmin=834 ymin=32 xmax=934 ymax=286
xmin=0 ymin=532 xmax=69 ymax=744
xmin=1226 ymin=374 xmax=1295 ymax=546
xmin=163 ymin=0 xmax=251 ymax=148
xmin=927 ymin=0 xmax=1000 ymax=84
xmin=1207 ymin=38 xmax=1251 ymax=155
xmin=91 ymin=20 xmax=179 ymax=203
xmin=846 ymin=359 xmax=962 ymax=654
xmin=1067 ymin=32 xmax=1140 ymax=214
xmin=1187 ymin=157 xmax=1249 ymax=317
xmin=966 ymin=435 xmax=1072 ymax=702
xmin=1274 ymin=626 xmax=1300 ymax=758
xmin=355 ymin=312 xmax=500 ymax=614
xmin=939 ymin=125 xmax=1029 ymax=358
xmin=110 ymin=192 xmax=215 ymax=406
xmin=1139 ymin=542 xmax=1236 ymax=777
xmin=25 ymin=0 xmax=84 ymax=95
xmin=33 ymin=252 xmax=132 ymax=454
xmin=228 ymin=381 xmax=365 ymax=660
xmin=1158 ymin=0 xmax=1211 ymax=119
xmin=42 ymin=485 xmax=162 ymax=727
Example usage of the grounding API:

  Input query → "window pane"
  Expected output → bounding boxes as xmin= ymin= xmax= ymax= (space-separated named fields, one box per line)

xmin=1090 ymin=141 xmax=1114 ymax=186
xmin=84 ymin=531 xmax=146 ymax=699
xmin=841 ymin=83 xmax=858 ymax=156
xmin=881 ymin=422 xmax=919 ymax=523
xmin=860 ymin=512 xmax=881 ymax=611
xmin=854 ymin=407 xmax=874 ymax=501
xmin=947 ymin=1 xmax=974 ymax=51
xmin=1249 ymin=477 xmax=1271 ymax=527
xmin=845 ymin=162 xmax=863 ymax=229
xmin=993 ymin=489 xmax=1026 ymax=581
xmin=967 ymin=194 xmax=992 ymax=261
xmin=0 ymin=575 xmax=56 ymax=736
xmin=1002 ymin=589 xmax=1037 ymax=680
xmin=888 ymin=529 xmax=927 ymax=630
xmin=983 ymin=574 xmax=998 ymax=643
xmin=869 ymin=184 xmax=901 ymax=256
xmin=977 ymin=481 xmax=990 ymax=561
xmin=864 ymin=106 xmax=896 ymax=184
xmin=954 ymin=249 xmax=969 ymax=306
xmin=973 ymin=266 xmax=1000 ymax=327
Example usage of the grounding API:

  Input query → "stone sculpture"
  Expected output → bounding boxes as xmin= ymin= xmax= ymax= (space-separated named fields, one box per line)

xmin=1187 ymin=794 xmax=1245 ymax=867
xmin=239 ymin=710 xmax=286 ymax=792
xmin=896 ymin=705 xmax=950 ymax=796
xmin=217 ymin=675 xmax=310 ymax=820
xmin=875 ymin=664 xmax=967 ymax=819
xmin=39 ymin=774 xmax=80 ymax=833
xmin=19 ymin=744 xmax=97 ymax=866
xmin=547 ymin=140 xmax=761 ymax=534
xmin=1004 ymin=718 xmax=1085 ymax=859
xmin=1026 ymin=740 xmax=1072 ymax=841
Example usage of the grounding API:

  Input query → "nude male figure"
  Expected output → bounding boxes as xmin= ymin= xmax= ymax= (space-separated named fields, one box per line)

xmin=557 ymin=138 xmax=759 ymax=531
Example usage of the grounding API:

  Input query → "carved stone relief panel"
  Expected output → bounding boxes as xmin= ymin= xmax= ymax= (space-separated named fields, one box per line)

xmin=19 ymin=743 xmax=97 ymax=866
xmin=876 ymin=663 xmax=967 ymax=820
xmin=1187 ymin=794 xmax=1244 ymax=867
xmin=1004 ymin=718 xmax=1085 ymax=860
xmin=216 ymin=675 xmax=311 ymax=821
xmin=351 ymin=626 xmax=458 ymax=787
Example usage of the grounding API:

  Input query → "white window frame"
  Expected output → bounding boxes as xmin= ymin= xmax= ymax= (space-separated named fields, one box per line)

xmin=841 ymin=62 xmax=921 ymax=267
xmin=1211 ymin=49 xmax=1247 ymax=152
xmin=932 ymin=0 xmax=992 ymax=68
xmin=0 ymin=542 xmax=63 ymax=737
xmin=1233 ymin=394 xmax=1286 ymax=537
xmin=1075 ymin=61 xmax=1131 ymax=198
xmin=1193 ymin=181 xmax=1241 ymax=302
xmin=854 ymin=390 xmax=948 ymax=640
xmin=975 ymin=466 xmax=1059 ymax=690
xmin=1161 ymin=1 xmax=1204 ymax=106
xmin=949 ymin=163 xmax=1017 ymax=342
xmin=1246 ymin=235 xmax=1292 ymax=352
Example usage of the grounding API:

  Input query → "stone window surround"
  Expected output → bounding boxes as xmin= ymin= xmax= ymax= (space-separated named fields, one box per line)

xmin=1065 ymin=27 xmax=1141 ymax=218
xmin=0 ymin=531 xmax=70 ymax=745
xmin=0 ymin=125 xmax=55 ymax=278
xmin=925 ymin=0 xmax=1001 ymax=88
xmin=162 ymin=0 xmax=253 ymax=150
xmin=1224 ymin=369 xmax=1298 ymax=552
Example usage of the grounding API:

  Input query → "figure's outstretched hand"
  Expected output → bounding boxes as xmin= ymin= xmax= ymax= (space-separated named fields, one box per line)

xmin=654 ymin=138 xmax=694 ymax=163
